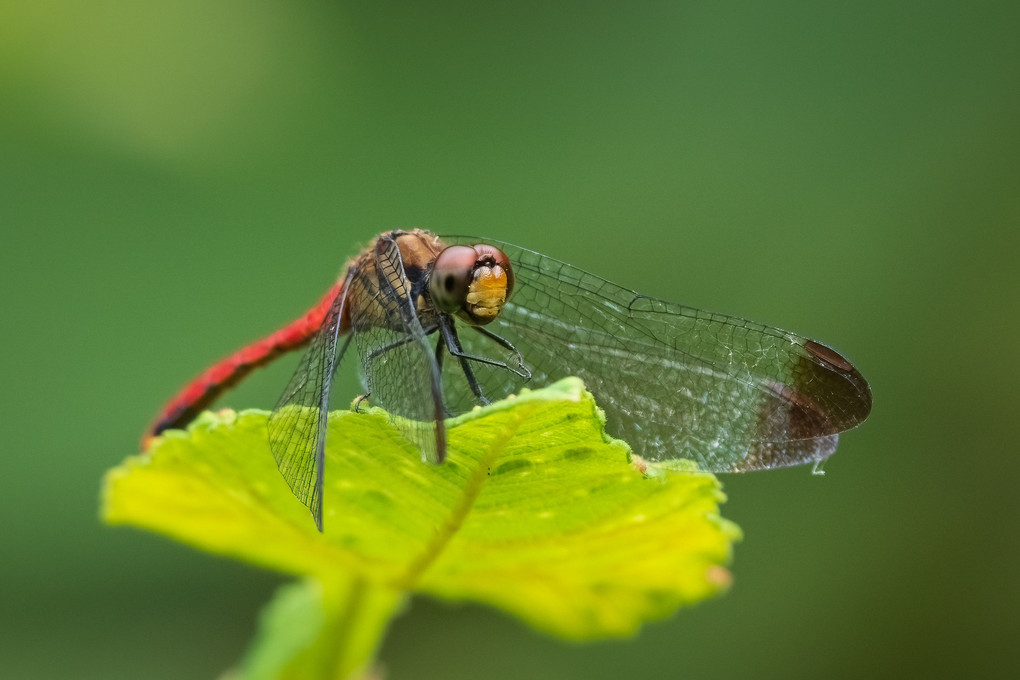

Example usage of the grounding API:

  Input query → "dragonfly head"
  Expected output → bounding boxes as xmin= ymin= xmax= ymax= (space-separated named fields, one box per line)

xmin=429 ymin=244 xmax=514 ymax=325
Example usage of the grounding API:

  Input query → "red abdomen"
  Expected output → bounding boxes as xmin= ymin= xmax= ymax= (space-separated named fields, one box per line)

xmin=146 ymin=280 xmax=345 ymax=439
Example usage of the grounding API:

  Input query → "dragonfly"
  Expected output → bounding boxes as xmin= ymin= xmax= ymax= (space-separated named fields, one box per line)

xmin=148 ymin=229 xmax=872 ymax=531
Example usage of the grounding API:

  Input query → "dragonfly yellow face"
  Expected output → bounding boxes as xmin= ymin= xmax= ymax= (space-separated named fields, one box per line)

xmin=429 ymin=243 xmax=514 ymax=324
xmin=151 ymin=228 xmax=872 ymax=531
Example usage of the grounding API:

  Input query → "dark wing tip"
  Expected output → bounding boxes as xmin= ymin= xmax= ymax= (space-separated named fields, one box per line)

xmin=741 ymin=341 xmax=870 ymax=471
xmin=795 ymin=339 xmax=872 ymax=433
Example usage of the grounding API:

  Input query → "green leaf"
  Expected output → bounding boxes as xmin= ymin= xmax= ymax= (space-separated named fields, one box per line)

xmin=103 ymin=378 xmax=739 ymax=676
xmin=232 ymin=578 xmax=401 ymax=680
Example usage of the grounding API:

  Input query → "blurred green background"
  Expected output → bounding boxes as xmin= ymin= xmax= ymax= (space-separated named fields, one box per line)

xmin=2 ymin=1 xmax=1017 ymax=678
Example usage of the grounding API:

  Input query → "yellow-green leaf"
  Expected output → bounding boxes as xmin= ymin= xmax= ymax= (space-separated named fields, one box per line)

xmin=104 ymin=378 xmax=739 ymax=675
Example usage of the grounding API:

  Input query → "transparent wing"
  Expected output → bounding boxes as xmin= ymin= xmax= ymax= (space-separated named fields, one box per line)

xmin=350 ymin=236 xmax=446 ymax=464
xmin=442 ymin=236 xmax=872 ymax=472
xmin=267 ymin=271 xmax=353 ymax=531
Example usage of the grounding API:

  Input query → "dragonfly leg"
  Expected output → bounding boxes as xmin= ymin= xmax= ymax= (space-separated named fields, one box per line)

xmin=433 ymin=334 xmax=463 ymax=416
xmin=469 ymin=326 xmax=531 ymax=380
xmin=448 ymin=324 xmax=531 ymax=379
xmin=470 ymin=325 xmax=520 ymax=354
xmin=353 ymin=393 xmax=371 ymax=413
xmin=365 ymin=324 xmax=438 ymax=361
xmin=438 ymin=318 xmax=493 ymax=406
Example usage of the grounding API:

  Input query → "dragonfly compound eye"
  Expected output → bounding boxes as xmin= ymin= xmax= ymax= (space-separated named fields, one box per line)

xmin=430 ymin=246 xmax=477 ymax=314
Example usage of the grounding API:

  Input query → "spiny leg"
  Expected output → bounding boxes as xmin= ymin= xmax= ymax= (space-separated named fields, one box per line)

xmin=433 ymin=333 xmax=460 ymax=417
xmin=439 ymin=317 xmax=491 ymax=406
xmin=469 ymin=325 xmax=532 ymax=380
xmin=365 ymin=324 xmax=438 ymax=361
xmin=440 ymin=320 xmax=530 ymax=379
xmin=353 ymin=394 xmax=370 ymax=413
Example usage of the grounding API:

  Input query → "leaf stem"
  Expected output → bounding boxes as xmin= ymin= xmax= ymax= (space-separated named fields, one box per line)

xmin=317 ymin=577 xmax=404 ymax=680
